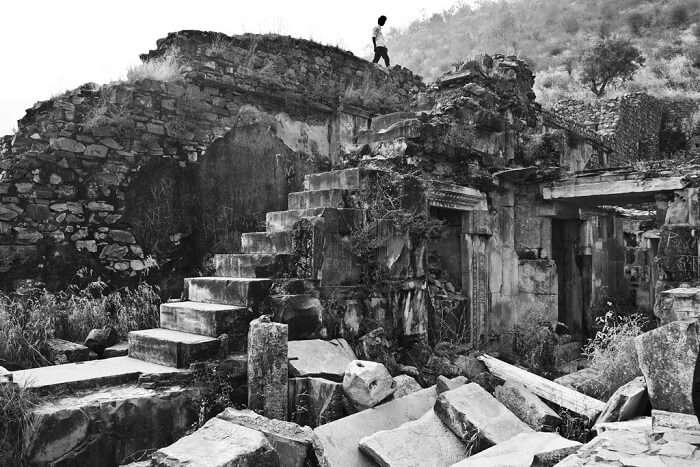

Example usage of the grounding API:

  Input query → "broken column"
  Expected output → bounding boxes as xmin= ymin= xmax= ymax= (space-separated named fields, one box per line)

xmin=248 ymin=316 xmax=288 ymax=420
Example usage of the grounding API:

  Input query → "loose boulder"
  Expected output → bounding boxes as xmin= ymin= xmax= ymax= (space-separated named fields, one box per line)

xmin=83 ymin=326 xmax=119 ymax=355
xmin=495 ymin=381 xmax=562 ymax=431
xmin=343 ymin=360 xmax=396 ymax=410
xmin=358 ymin=410 xmax=469 ymax=467
xmin=152 ymin=417 xmax=279 ymax=466
xmin=595 ymin=376 xmax=650 ymax=425
xmin=635 ymin=320 xmax=700 ymax=414
xmin=434 ymin=383 xmax=533 ymax=449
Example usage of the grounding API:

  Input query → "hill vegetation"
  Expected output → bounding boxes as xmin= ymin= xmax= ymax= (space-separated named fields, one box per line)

xmin=386 ymin=0 xmax=700 ymax=106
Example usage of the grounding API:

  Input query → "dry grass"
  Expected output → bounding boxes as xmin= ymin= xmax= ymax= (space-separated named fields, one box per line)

xmin=0 ymin=382 xmax=36 ymax=466
xmin=582 ymin=312 xmax=646 ymax=399
xmin=0 ymin=282 xmax=160 ymax=369
xmin=127 ymin=48 xmax=184 ymax=83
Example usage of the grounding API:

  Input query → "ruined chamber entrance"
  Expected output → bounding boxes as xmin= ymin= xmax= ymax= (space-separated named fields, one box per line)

xmin=551 ymin=219 xmax=587 ymax=337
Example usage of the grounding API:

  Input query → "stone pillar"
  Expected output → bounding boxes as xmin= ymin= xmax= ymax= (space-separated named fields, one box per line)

xmin=247 ymin=316 xmax=288 ymax=420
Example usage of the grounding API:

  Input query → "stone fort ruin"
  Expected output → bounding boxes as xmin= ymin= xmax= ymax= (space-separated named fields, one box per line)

xmin=2 ymin=31 xmax=700 ymax=466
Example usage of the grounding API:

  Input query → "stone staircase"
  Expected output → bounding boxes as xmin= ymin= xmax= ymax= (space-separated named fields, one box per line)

xmin=127 ymin=167 xmax=374 ymax=368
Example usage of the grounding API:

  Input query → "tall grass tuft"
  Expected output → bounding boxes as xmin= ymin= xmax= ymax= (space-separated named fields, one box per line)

xmin=0 ymin=382 xmax=36 ymax=467
xmin=0 ymin=282 xmax=160 ymax=369
xmin=127 ymin=48 xmax=184 ymax=83
xmin=582 ymin=312 xmax=647 ymax=399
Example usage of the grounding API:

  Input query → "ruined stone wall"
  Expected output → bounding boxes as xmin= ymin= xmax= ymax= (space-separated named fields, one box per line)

xmin=660 ymin=97 xmax=700 ymax=157
xmin=553 ymin=93 xmax=664 ymax=167
xmin=0 ymin=31 xmax=423 ymax=292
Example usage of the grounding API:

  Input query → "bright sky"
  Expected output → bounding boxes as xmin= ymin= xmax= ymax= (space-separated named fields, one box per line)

xmin=0 ymin=0 xmax=466 ymax=134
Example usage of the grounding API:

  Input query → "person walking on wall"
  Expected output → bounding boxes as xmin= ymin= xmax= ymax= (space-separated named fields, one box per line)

xmin=372 ymin=15 xmax=390 ymax=67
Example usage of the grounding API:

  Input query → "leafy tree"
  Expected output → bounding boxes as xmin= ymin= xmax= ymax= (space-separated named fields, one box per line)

xmin=581 ymin=38 xmax=645 ymax=97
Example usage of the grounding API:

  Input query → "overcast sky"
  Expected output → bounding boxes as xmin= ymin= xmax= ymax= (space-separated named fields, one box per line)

xmin=0 ymin=0 xmax=466 ymax=134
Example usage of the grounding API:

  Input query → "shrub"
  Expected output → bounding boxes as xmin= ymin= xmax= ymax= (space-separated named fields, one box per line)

xmin=627 ymin=12 xmax=650 ymax=35
xmin=0 ymin=382 xmax=36 ymax=467
xmin=127 ymin=48 xmax=184 ymax=83
xmin=669 ymin=4 xmax=691 ymax=27
xmin=512 ymin=308 xmax=557 ymax=376
xmin=582 ymin=312 xmax=647 ymax=399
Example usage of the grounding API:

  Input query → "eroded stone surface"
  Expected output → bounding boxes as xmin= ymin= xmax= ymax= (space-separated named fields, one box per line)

xmin=25 ymin=384 xmax=200 ymax=466
xmin=434 ymin=383 xmax=533 ymax=448
xmin=152 ymin=416 xmax=279 ymax=467
xmin=635 ymin=320 xmax=700 ymax=414
xmin=289 ymin=377 xmax=345 ymax=428
xmin=248 ymin=316 xmax=288 ymax=420
xmin=392 ymin=374 xmax=422 ymax=399
xmin=359 ymin=410 xmax=469 ymax=467
xmin=495 ymin=381 xmax=562 ymax=431
xmin=288 ymin=339 xmax=356 ymax=382
xmin=436 ymin=375 xmax=469 ymax=394
xmin=343 ymin=360 xmax=396 ymax=410
xmin=313 ymin=386 xmax=437 ymax=467
xmin=595 ymin=376 xmax=650 ymax=425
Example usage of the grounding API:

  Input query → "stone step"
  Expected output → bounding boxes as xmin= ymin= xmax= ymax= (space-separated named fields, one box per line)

xmin=304 ymin=168 xmax=365 ymax=191
xmin=241 ymin=231 xmax=293 ymax=254
xmin=371 ymin=111 xmax=420 ymax=132
xmin=214 ymin=253 xmax=296 ymax=278
xmin=128 ymin=328 xmax=220 ymax=368
xmin=160 ymin=301 xmax=251 ymax=337
xmin=184 ymin=277 xmax=272 ymax=308
xmin=288 ymin=189 xmax=359 ymax=210
xmin=265 ymin=208 xmax=365 ymax=233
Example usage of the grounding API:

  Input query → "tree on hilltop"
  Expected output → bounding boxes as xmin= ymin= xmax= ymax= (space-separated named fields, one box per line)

xmin=581 ymin=38 xmax=645 ymax=97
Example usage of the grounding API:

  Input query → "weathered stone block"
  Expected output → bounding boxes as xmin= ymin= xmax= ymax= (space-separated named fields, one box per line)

xmin=25 ymin=384 xmax=200 ymax=466
xmin=217 ymin=408 xmax=316 ymax=467
xmin=248 ymin=316 xmax=288 ymax=420
xmin=343 ymin=360 xmax=396 ymax=410
xmin=313 ymin=387 xmax=437 ymax=467
xmin=358 ymin=410 xmax=469 ymax=467
xmin=184 ymin=277 xmax=272 ymax=309
xmin=128 ymin=329 xmax=220 ymax=368
xmin=44 ymin=338 xmax=92 ymax=364
xmin=436 ymin=375 xmax=469 ymax=394
xmin=160 ymin=301 xmax=253 ymax=339
xmin=434 ymin=383 xmax=533 ymax=448
xmin=288 ymin=338 xmax=356 ymax=382
xmin=392 ymin=374 xmax=422 ymax=399
xmin=595 ymin=376 xmax=650 ymax=424
xmin=635 ymin=320 xmax=700 ymax=414
xmin=495 ymin=381 xmax=562 ymax=431
xmin=152 ymin=417 xmax=279 ymax=467
xmin=289 ymin=377 xmax=345 ymax=428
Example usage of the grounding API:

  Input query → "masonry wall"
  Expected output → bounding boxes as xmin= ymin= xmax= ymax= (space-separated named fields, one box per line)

xmin=0 ymin=31 xmax=422 ymax=292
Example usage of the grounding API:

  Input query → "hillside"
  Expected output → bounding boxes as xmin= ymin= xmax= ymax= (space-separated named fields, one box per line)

xmin=386 ymin=0 xmax=700 ymax=106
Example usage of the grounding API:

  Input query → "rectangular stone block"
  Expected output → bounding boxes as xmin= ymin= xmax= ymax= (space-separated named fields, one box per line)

xmin=184 ymin=277 xmax=272 ymax=308
xmin=128 ymin=329 xmax=220 ymax=368
xmin=152 ymin=417 xmax=279 ymax=467
xmin=452 ymin=432 xmax=581 ymax=467
xmin=313 ymin=387 xmax=438 ymax=467
xmin=304 ymin=168 xmax=363 ymax=191
xmin=358 ymin=410 xmax=469 ymax=467
xmin=241 ymin=231 xmax=293 ymax=254
xmin=265 ymin=208 xmax=364 ymax=233
xmin=248 ymin=316 xmax=288 ymax=420
xmin=289 ymin=377 xmax=346 ymax=428
xmin=160 ymin=301 xmax=252 ymax=338
xmin=214 ymin=253 xmax=297 ymax=278
xmin=288 ymin=189 xmax=356 ymax=210
xmin=288 ymin=339 xmax=356 ymax=382
xmin=434 ymin=383 xmax=533 ymax=449
xmin=44 ymin=338 xmax=92 ymax=364
xmin=495 ymin=381 xmax=562 ymax=431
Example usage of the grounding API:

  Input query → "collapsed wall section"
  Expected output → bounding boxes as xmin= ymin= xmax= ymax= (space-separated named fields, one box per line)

xmin=0 ymin=31 xmax=423 ymax=292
